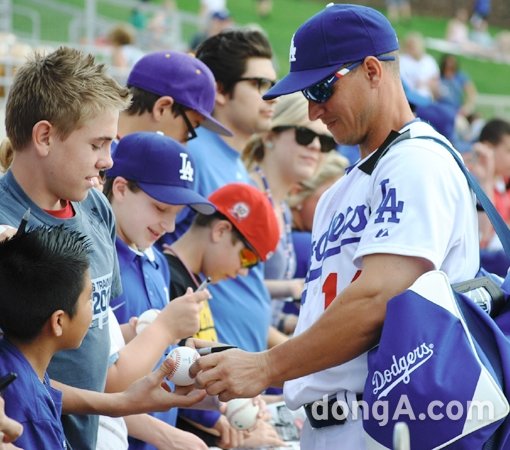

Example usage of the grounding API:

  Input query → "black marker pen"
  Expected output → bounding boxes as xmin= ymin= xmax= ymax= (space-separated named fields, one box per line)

xmin=14 ymin=208 xmax=30 ymax=236
xmin=0 ymin=372 xmax=17 ymax=393
xmin=197 ymin=345 xmax=237 ymax=356
xmin=196 ymin=276 xmax=212 ymax=292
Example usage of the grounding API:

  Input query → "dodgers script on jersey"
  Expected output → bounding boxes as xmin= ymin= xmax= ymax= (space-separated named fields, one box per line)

xmin=283 ymin=121 xmax=480 ymax=410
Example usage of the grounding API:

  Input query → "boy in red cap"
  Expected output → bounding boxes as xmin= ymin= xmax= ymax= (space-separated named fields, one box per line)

xmin=167 ymin=182 xmax=279 ymax=308
xmin=165 ymin=182 xmax=284 ymax=449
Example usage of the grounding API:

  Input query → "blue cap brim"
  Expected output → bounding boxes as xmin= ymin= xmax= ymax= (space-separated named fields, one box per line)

xmin=138 ymin=183 xmax=216 ymax=215
xmin=200 ymin=113 xmax=233 ymax=137
xmin=263 ymin=64 xmax=339 ymax=100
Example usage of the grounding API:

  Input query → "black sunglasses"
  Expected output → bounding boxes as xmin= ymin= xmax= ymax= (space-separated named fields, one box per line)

xmin=235 ymin=77 xmax=276 ymax=95
xmin=302 ymin=55 xmax=396 ymax=103
xmin=272 ymin=126 xmax=336 ymax=153
xmin=180 ymin=109 xmax=198 ymax=142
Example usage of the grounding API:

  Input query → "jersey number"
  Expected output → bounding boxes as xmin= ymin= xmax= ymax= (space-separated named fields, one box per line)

xmin=322 ymin=270 xmax=361 ymax=309
xmin=322 ymin=273 xmax=337 ymax=309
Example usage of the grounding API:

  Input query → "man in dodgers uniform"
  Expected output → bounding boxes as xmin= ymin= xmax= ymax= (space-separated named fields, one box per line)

xmin=190 ymin=4 xmax=480 ymax=449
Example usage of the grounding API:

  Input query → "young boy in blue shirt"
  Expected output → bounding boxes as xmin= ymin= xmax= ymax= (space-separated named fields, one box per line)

xmin=105 ymin=131 xmax=215 ymax=327
xmin=103 ymin=131 xmax=215 ymax=449
xmin=0 ymin=226 xmax=92 ymax=449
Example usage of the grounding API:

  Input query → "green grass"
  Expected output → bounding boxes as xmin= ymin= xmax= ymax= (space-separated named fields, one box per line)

xmin=11 ymin=0 xmax=510 ymax=96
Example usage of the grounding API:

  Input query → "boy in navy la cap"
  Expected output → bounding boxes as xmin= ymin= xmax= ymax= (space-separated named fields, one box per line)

xmin=104 ymin=131 xmax=215 ymax=252
xmin=263 ymin=3 xmax=399 ymax=101
xmin=118 ymin=51 xmax=232 ymax=142
xmin=103 ymin=132 xmax=214 ymax=447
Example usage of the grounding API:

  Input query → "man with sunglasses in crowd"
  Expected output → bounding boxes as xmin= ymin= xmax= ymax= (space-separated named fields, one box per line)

xmin=117 ymin=50 xmax=232 ymax=144
xmin=165 ymin=27 xmax=283 ymax=353
xmin=190 ymin=4 xmax=479 ymax=449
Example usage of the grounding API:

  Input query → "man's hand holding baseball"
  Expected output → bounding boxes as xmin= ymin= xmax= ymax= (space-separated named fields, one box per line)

xmin=190 ymin=349 xmax=273 ymax=401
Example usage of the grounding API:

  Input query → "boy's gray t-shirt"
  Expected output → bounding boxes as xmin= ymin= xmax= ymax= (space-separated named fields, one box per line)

xmin=0 ymin=170 xmax=122 ymax=449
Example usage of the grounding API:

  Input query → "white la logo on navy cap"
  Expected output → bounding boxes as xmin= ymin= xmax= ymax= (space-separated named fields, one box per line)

xmin=179 ymin=153 xmax=194 ymax=182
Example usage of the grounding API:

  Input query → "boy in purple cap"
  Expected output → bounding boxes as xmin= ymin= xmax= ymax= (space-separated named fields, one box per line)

xmin=105 ymin=131 xmax=215 ymax=324
xmin=103 ymin=132 xmax=214 ymax=450
xmin=117 ymin=50 xmax=231 ymax=142
xmin=190 ymin=4 xmax=479 ymax=449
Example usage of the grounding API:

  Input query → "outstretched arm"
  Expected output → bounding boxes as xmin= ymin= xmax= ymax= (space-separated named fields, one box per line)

xmin=125 ymin=414 xmax=208 ymax=450
xmin=191 ymin=253 xmax=432 ymax=400
xmin=0 ymin=226 xmax=17 ymax=243
xmin=54 ymin=357 xmax=207 ymax=416
xmin=0 ymin=397 xmax=23 ymax=446
xmin=106 ymin=288 xmax=207 ymax=392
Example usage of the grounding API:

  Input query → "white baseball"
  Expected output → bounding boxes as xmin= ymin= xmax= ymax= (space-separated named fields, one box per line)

xmin=166 ymin=347 xmax=200 ymax=386
xmin=226 ymin=398 xmax=259 ymax=430
xmin=135 ymin=308 xmax=160 ymax=334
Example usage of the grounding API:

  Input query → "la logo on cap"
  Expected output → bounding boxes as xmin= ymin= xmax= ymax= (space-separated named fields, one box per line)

xmin=179 ymin=153 xmax=194 ymax=182
xmin=230 ymin=202 xmax=250 ymax=220
xmin=289 ymin=35 xmax=297 ymax=62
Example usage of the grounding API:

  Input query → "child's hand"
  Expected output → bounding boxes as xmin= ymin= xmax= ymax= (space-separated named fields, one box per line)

xmin=241 ymin=419 xmax=286 ymax=448
xmin=159 ymin=288 xmax=208 ymax=342
xmin=0 ymin=397 xmax=23 ymax=446
xmin=0 ymin=226 xmax=16 ymax=243
xmin=213 ymin=415 xmax=246 ymax=449
xmin=119 ymin=357 xmax=207 ymax=414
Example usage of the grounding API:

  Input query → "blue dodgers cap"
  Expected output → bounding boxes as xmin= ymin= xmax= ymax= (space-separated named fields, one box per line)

xmin=128 ymin=51 xmax=232 ymax=136
xmin=263 ymin=3 xmax=399 ymax=100
xmin=107 ymin=132 xmax=216 ymax=215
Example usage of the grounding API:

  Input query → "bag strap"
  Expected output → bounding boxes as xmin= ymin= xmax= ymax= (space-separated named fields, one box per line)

xmin=415 ymin=136 xmax=510 ymax=258
xmin=359 ymin=128 xmax=510 ymax=257
xmin=358 ymin=130 xmax=411 ymax=175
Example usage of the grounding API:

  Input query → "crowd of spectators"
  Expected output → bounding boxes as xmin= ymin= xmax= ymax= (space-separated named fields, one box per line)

xmin=0 ymin=2 xmax=510 ymax=449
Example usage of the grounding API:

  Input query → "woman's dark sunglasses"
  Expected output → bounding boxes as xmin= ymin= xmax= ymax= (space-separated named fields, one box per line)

xmin=273 ymin=126 xmax=336 ymax=153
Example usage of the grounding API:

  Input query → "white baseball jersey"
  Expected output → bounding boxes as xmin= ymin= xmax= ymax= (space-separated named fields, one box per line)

xmin=284 ymin=120 xmax=480 ymax=409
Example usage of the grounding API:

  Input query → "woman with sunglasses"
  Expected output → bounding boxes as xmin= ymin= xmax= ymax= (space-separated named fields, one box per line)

xmin=242 ymin=92 xmax=336 ymax=339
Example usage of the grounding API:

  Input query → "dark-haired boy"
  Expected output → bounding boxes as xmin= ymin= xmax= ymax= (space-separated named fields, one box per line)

xmin=0 ymin=226 xmax=92 ymax=449
xmin=0 ymin=46 xmax=206 ymax=450
xmin=166 ymin=182 xmax=284 ymax=448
